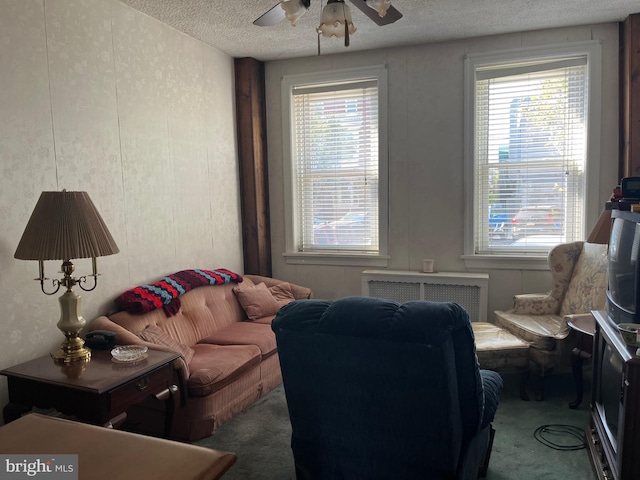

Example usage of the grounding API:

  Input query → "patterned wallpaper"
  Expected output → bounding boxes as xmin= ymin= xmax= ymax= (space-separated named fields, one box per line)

xmin=0 ymin=0 xmax=242 ymax=414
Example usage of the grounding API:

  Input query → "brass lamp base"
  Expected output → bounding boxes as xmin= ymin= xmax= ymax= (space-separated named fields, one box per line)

xmin=53 ymin=286 xmax=91 ymax=364
xmin=52 ymin=334 xmax=91 ymax=364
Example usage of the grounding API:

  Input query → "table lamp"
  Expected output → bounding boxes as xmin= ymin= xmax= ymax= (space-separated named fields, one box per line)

xmin=587 ymin=208 xmax=612 ymax=244
xmin=14 ymin=190 xmax=119 ymax=363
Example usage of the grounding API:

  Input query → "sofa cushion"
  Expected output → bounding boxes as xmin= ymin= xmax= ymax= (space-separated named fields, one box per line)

xmin=233 ymin=282 xmax=281 ymax=320
xmin=187 ymin=344 xmax=261 ymax=397
xmin=250 ymin=315 xmax=277 ymax=325
xmin=198 ymin=322 xmax=277 ymax=358
xmin=494 ymin=311 xmax=567 ymax=350
xmin=136 ymin=324 xmax=195 ymax=364
xmin=559 ymin=242 xmax=608 ymax=316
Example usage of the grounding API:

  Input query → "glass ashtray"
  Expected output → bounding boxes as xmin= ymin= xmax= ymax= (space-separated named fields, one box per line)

xmin=617 ymin=323 xmax=640 ymax=347
xmin=111 ymin=345 xmax=148 ymax=362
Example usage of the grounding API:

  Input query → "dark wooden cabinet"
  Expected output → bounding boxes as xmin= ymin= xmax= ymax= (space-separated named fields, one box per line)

xmin=587 ymin=311 xmax=640 ymax=480
xmin=1 ymin=349 xmax=180 ymax=437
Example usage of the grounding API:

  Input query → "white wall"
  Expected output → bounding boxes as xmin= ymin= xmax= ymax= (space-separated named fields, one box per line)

xmin=265 ymin=24 xmax=619 ymax=314
xmin=0 ymin=0 xmax=242 ymax=412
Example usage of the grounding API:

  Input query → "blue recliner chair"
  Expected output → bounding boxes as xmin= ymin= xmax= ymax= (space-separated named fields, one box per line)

xmin=272 ymin=297 xmax=503 ymax=480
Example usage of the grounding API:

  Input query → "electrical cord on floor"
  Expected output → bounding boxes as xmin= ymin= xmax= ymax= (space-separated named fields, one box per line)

xmin=533 ymin=424 xmax=586 ymax=450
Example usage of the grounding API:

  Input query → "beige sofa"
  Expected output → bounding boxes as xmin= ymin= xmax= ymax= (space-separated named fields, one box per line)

xmin=88 ymin=274 xmax=313 ymax=440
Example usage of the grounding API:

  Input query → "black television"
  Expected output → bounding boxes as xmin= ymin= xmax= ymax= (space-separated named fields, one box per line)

xmin=593 ymin=325 xmax=624 ymax=454
xmin=589 ymin=310 xmax=640 ymax=480
xmin=606 ymin=209 xmax=640 ymax=325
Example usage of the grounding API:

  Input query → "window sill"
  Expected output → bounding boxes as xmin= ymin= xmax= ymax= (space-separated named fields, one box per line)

xmin=283 ymin=251 xmax=390 ymax=267
xmin=462 ymin=254 xmax=549 ymax=271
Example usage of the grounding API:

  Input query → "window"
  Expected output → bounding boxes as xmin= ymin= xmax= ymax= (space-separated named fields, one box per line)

xmin=282 ymin=66 xmax=389 ymax=266
xmin=464 ymin=42 xmax=602 ymax=266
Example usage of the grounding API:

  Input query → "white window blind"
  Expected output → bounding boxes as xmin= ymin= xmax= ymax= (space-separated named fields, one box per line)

xmin=473 ymin=55 xmax=588 ymax=254
xmin=291 ymin=80 xmax=379 ymax=252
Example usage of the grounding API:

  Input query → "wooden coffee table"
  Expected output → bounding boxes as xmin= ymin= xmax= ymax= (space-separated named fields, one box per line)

xmin=1 ymin=349 xmax=181 ymax=436
xmin=0 ymin=413 xmax=236 ymax=480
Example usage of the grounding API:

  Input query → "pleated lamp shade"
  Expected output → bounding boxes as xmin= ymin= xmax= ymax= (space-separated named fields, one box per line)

xmin=14 ymin=191 xmax=119 ymax=261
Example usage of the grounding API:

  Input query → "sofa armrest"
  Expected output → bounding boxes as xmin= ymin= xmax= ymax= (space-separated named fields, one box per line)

xmin=510 ymin=293 xmax=560 ymax=315
xmin=244 ymin=274 xmax=313 ymax=300
xmin=88 ymin=316 xmax=148 ymax=345
xmin=87 ymin=316 xmax=190 ymax=379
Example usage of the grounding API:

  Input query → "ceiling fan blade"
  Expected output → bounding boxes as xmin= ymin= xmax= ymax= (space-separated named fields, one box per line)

xmin=349 ymin=0 xmax=403 ymax=26
xmin=254 ymin=3 xmax=287 ymax=26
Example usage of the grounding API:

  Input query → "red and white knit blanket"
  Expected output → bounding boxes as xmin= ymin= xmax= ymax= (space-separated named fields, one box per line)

xmin=115 ymin=268 xmax=243 ymax=316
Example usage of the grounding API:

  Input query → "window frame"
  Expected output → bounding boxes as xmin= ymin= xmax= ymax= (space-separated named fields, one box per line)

xmin=281 ymin=65 xmax=390 ymax=267
xmin=462 ymin=41 xmax=603 ymax=270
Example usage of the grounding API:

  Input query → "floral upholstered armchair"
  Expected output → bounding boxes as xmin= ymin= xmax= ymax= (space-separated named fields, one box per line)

xmin=494 ymin=241 xmax=608 ymax=400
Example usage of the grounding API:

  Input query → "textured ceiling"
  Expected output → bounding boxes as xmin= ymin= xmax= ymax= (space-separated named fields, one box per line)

xmin=117 ymin=0 xmax=640 ymax=61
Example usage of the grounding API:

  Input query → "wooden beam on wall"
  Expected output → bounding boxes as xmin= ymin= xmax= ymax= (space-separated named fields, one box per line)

xmin=621 ymin=13 xmax=640 ymax=178
xmin=234 ymin=57 xmax=272 ymax=277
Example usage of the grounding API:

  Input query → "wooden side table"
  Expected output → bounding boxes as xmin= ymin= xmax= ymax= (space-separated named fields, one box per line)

xmin=0 ymin=349 xmax=181 ymax=437
xmin=567 ymin=314 xmax=595 ymax=409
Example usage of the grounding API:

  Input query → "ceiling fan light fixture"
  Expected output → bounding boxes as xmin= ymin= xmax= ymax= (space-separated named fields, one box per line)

xmin=317 ymin=0 xmax=356 ymax=39
xmin=367 ymin=0 xmax=391 ymax=18
xmin=280 ymin=0 xmax=308 ymax=26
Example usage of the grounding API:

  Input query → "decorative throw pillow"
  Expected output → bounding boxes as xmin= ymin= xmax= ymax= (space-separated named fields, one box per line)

xmin=233 ymin=282 xmax=281 ymax=320
xmin=269 ymin=282 xmax=296 ymax=307
xmin=136 ymin=325 xmax=195 ymax=364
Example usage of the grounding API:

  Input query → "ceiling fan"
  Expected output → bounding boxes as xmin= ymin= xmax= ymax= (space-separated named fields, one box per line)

xmin=254 ymin=0 xmax=403 ymax=47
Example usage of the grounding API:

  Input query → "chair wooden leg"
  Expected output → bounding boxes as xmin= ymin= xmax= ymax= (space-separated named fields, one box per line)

xmin=519 ymin=369 xmax=530 ymax=401
xmin=534 ymin=368 xmax=553 ymax=401
xmin=478 ymin=426 xmax=495 ymax=478
xmin=535 ymin=376 xmax=544 ymax=401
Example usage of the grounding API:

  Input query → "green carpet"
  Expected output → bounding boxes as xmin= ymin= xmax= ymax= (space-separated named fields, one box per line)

xmin=194 ymin=371 xmax=595 ymax=479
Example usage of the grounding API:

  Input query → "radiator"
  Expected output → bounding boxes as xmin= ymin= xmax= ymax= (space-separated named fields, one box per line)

xmin=361 ymin=270 xmax=489 ymax=322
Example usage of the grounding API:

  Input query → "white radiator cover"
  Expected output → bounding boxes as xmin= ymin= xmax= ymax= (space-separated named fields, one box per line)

xmin=361 ymin=270 xmax=489 ymax=322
